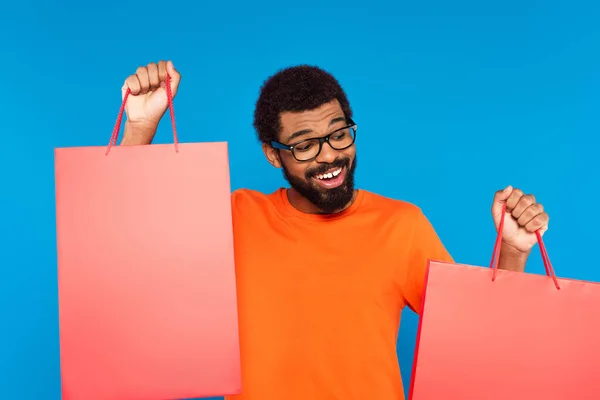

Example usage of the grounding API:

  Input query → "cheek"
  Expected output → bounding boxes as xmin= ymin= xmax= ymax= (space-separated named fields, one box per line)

xmin=290 ymin=163 xmax=312 ymax=180
xmin=282 ymin=156 xmax=312 ymax=180
xmin=342 ymin=147 xmax=356 ymax=163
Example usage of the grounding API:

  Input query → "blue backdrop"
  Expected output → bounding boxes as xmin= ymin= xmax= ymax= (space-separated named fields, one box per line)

xmin=1 ymin=0 xmax=599 ymax=399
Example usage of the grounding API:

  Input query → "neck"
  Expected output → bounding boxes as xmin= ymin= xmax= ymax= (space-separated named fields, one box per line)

xmin=286 ymin=187 xmax=357 ymax=215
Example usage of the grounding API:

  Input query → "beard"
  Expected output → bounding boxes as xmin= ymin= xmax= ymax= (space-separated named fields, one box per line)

xmin=282 ymin=156 xmax=357 ymax=214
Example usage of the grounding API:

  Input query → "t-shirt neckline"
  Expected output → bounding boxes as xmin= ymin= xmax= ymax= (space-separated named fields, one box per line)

xmin=274 ymin=187 xmax=365 ymax=221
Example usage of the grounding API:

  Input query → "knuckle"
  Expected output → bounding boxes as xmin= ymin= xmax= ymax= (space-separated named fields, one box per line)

xmin=513 ymin=188 xmax=524 ymax=196
xmin=147 ymin=67 xmax=160 ymax=84
xmin=136 ymin=66 xmax=147 ymax=75
xmin=518 ymin=194 xmax=534 ymax=207
xmin=536 ymin=213 xmax=548 ymax=224
xmin=125 ymin=74 xmax=139 ymax=87
xmin=147 ymin=63 xmax=158 ymax=75
xmin=526 ymin=223 xmax=539 ymax=233
xmin=525 ymin=208 xmax=538 ymax=220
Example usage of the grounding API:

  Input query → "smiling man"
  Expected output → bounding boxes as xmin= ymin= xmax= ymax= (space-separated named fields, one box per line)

xmin=268 ymin=110 xmax=356 ymax=214
xmin=256 ymin=66 xmax=358 ymax=214
xmin=119 ymin=60 xmax=550 ymax=400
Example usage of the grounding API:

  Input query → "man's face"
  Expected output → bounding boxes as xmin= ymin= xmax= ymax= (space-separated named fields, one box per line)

xmin=265 ymin=99 xmax=357 ymax=213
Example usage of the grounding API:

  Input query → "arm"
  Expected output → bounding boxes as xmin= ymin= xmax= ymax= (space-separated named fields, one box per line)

xmin=497 ymin=246 xmax=530 ymax=272
xmin=492 ymin=186 xmax=550 ymax=272
xmin=121 ymin=122 xmax=158 ymax=146
xmin=118 ymin=60 xmax=181 ymax=146
xmin=404 ymin=185 xmax=550 ymax=313
xmin=403 ymin=209 xmax=454 ymax=314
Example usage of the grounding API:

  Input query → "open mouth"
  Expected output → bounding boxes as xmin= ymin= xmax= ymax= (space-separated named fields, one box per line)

xmin=311 ymin=166 xmax=346 ymax=189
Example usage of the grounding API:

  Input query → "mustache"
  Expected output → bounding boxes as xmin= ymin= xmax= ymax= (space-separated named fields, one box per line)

xmin=305 ymin=158 xmax=350 ymax=178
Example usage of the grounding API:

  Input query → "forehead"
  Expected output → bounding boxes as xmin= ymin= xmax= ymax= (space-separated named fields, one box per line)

xmin=278 ymin=99 xmax=346 ymax=143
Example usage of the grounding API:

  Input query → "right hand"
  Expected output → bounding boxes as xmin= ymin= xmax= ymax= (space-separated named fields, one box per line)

xmin=121 ymin=60 xmax=181 ymax=144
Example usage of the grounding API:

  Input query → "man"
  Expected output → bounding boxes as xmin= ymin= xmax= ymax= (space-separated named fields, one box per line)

xmin=120 ymin=60 xmax=549 ymax=400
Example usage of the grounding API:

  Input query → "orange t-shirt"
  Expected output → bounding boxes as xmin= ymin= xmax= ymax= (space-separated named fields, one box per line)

xmin=227 ymin=188 xmax=453 ymax=400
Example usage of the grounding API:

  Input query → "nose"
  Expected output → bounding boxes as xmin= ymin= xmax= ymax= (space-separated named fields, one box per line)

xmin=314 ymin=141 xmax=338 ymax=163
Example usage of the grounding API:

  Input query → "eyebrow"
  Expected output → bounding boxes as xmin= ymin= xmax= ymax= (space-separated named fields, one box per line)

xmin=286 ymin=116 xmax=348 ymax=143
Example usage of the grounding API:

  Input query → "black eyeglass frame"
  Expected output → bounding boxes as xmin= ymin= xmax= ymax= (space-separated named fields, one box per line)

xmin=270 ymin=118 xmax=357 ymax=162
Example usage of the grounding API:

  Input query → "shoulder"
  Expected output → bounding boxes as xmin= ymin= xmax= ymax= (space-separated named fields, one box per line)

xmin=356 ymin=190 xmax=449 ymax=259
xmin=230 ymin=188 xmax=288 ymax=231
xmin=357 ymin=190 xmax=438 ymax=239
xmin=359 ymin=190 xmax=425 ymax=221
xmin=232 ymin=188 xmax=278 ymax=206
xmin=231 ymin=188 xmax=284 ymax=215
xmin=231 ymin=188 xmax=265 ymax=205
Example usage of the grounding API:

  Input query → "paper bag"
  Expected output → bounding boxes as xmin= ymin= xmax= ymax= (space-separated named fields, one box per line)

xmin=54 ymin=78 xmax=241 ymax=399
xmin=409 ymin=205 xmax=600 ymax=400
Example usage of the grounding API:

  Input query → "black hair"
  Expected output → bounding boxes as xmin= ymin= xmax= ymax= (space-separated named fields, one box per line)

xmin=253 ymin=65 xmax=353 ymax=143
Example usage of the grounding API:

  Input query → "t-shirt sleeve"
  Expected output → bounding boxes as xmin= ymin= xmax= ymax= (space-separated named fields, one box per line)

xmin=403 ymin=209 xmax=454 ymax=314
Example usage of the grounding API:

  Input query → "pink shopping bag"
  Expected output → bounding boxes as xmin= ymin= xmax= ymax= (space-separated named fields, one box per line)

xmin=54 ymin=76 xmax=241 ymax=399
xmin=409 ymin=204 xmax=600 ymax=400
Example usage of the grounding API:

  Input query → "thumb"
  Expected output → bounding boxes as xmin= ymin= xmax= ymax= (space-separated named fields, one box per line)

xmin=166 ymin=61 xmax=181 ymax=97
xmin=121 ymin=81 xmax=131 ymax=101
xmin=491 ymin=185 xmax=512 ymax=224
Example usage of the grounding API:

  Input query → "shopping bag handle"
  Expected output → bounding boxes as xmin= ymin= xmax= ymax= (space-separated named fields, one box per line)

xmin=489 ymin=203 xmax=560 ymax=290
xmin=105 ymin=73 xmax=179 ymax=155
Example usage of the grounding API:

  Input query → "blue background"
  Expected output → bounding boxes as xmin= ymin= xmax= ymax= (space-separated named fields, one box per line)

xmin=1 ymin=0 xmax=599 ymax=399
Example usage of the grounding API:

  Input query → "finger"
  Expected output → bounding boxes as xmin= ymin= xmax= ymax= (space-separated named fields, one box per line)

xmin=516 ymin=203 xmax=544 ymax=227
xmin=511 ymin=194 xmax=536 ymax=219
xmin=524 ymin=213 xmax=549 ymax=233
xmin=123 ymin=74 xmax=141 ymax=96
xmin=493 ymin=185 xmax=512 ymax=202
xmin=491 ymin=185 xmax=513 ymax=216
xmin=147 ymin=62 xmax=160 ymax=90
xmin=157 ymin=60 xmax=168 ymax=84
xmin=505 ymin=188 xmax=525 ymax=211
xmin=136 ymin=66 xmax=150 ymax=94
xmin=166 ymin=60 xmax=181 ymax=95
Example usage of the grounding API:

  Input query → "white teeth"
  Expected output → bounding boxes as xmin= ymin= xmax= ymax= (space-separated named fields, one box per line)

xmin=316 ymin=168 xmax=342 ymax=180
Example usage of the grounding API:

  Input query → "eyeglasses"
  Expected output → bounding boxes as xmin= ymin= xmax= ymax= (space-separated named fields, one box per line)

xmin=270 ymin=119 xmax=357 ymax=162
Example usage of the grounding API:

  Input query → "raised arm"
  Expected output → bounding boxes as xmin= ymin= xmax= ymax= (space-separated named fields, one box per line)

xmin=120 ymin=60 xmax=181 ymax=145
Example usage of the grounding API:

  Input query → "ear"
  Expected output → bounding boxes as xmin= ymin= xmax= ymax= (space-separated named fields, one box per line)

xmin=262 ymin=142 xmax=282 ymax=168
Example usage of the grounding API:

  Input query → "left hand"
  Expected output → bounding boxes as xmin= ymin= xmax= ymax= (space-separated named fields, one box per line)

xmin=492 ymin=186 xmax=550 ymax=254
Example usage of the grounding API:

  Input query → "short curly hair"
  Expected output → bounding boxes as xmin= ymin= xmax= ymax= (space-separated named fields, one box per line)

xmin=253 ymin=65 xmax=353 ymax=143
